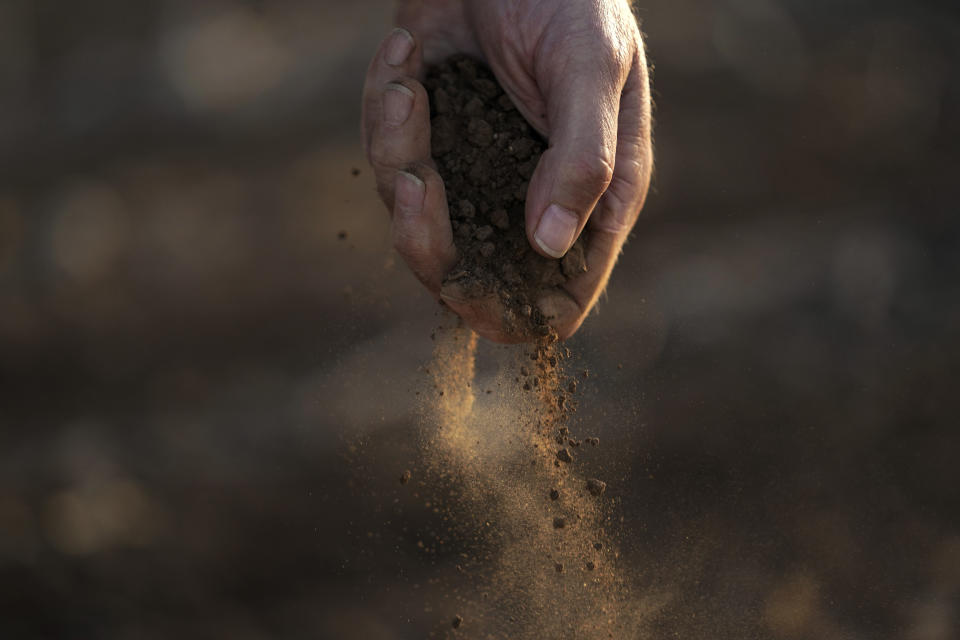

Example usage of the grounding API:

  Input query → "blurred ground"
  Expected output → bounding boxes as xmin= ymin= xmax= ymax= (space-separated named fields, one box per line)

xmin=1 ymin=0 xmax=959 ymax=638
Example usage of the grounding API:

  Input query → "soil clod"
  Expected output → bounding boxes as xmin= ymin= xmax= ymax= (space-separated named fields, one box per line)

xmin=556 ymin=448 xmax=573 ymax=463
xmin=586 ymin=479 xmax=607 ymax=497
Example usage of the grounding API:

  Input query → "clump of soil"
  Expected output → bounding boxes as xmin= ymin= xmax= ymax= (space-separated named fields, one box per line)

xmin=424 ymin=55 xmax=588 ymax=338
xmin=586 ymin=478 xmax=607 ymax=497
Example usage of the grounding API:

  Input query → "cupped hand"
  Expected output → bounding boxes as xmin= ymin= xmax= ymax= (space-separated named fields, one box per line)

xmin=361 ymin=0 xmax=653 ymax=342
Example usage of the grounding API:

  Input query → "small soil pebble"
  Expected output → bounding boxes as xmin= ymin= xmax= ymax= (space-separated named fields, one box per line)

xmin=474 ymin=225 xmax=494 ymax=241
xmin=555 ymin=562 xmax=565 ymax=573
xmin=350 ymin=167 xmax=360 ymax=176
xmin=556 ymin=448 xmax=573 ymax=463
xmin=399 ymin=470 xmax=412 ymax=485
xmin=586 ymin=478 xmax=607 ymax=496
xmin=594 ymin=542 xmax=604 ymax=551
xmin=587 ymin=437 xmax=600 ymax=446
xmin=452 ymin=615 xmax=463 ymax=629
xmin=549 ymin=488 xmax=560 ymax=501
xmin=586 ymin=561 xmax=596 ymax=571
xmin=553 ymin=517 xmax=566 ymax=529
xmin=567 ymin=380 xmax=577 ymax=393
xmin=561 ymin=241 xmax=588 ymax=278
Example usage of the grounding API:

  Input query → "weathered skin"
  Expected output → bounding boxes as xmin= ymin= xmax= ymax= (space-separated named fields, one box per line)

xmin=362 ymin=0 xmax=653 ymax=342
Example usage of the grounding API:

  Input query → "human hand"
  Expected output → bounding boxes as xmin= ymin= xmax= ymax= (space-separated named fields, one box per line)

xmin=361 ymin=0 xmax=652 ymax=342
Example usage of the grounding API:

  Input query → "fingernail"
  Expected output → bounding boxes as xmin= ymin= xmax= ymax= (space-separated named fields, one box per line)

xmin=385 ymin=27 xmax=415 ymax=66
xmin=534 ymin=204 xmax=579 ymax=258
xmin=383 ymin=83 xmax=414 ymax=126
xmin=395 ymin=171 xmax=425 ymax=217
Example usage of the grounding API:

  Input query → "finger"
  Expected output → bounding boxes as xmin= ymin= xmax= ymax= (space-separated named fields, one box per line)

xmin=367 ymin=77 xmax=434 ymax=208
xmin=592 ymin=50 xmax=653 ymax=238
xmin=392 ymin=165 xmax=457 ymax=296
xmin=362 ymin=27 xmax=422 ymax=161
xmin=567 ymin=51 xmax=652 ymax=314
xmin=548 ymin=52 xmax=653 ymax=339
xmin=524 ymin=40 xmax=631 ymax=259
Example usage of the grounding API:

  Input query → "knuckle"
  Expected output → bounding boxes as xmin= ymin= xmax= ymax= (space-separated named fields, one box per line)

xmin=374 ymin=177 xmax=394 ymax=208
xmin=595 ymin=27 xmax=631 ymax=74
xmin=392 ymin=222 xmax=425 ymax=256
xmin=568 ymin=152 xmax=615 ymax=196
xmin=599 ymin=42 xmax=627 ymax=76
xmin=367 ymin=135 xmax=394 ymax=169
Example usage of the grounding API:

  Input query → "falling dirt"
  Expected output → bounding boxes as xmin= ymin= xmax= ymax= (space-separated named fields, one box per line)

xmin=414 ymin=315 xmax=663 ymax=638
xmin=388 ymin=57 xmax=665 ymax=637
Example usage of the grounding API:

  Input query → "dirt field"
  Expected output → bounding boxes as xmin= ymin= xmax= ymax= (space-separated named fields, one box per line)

xmin=1 ymin=1 xmax=958 ymax=638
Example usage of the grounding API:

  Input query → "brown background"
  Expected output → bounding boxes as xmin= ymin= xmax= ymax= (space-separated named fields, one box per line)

xmin=1 ymin=0 xmax=958 ymax=637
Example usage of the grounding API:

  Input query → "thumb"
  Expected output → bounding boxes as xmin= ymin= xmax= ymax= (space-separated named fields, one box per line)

xmin=524 ymin=46 xmax=628 ymax=258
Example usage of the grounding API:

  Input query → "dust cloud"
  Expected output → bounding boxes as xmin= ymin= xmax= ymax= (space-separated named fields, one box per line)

xmin=410 ymin=313 xmax=667 ymax=638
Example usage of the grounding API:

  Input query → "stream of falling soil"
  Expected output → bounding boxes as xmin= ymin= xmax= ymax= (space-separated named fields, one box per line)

xmin=415 ymin=314 xmax=665 ymax=638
